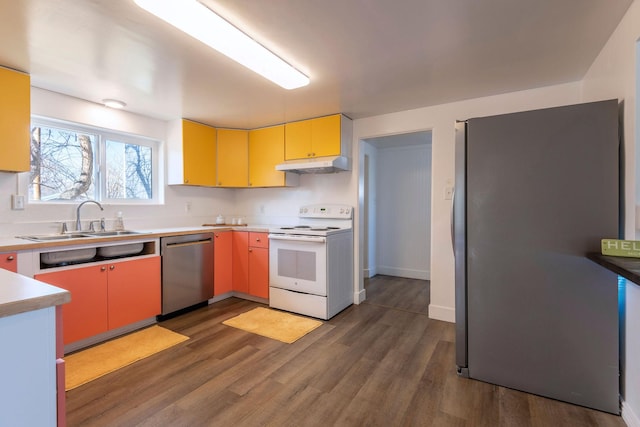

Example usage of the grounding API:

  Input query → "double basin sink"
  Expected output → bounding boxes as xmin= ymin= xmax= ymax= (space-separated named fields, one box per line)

xmin=19 ymin=230 xmax=140 ymax=242
xmin=18 ymin=231 xmax=144 ymax=265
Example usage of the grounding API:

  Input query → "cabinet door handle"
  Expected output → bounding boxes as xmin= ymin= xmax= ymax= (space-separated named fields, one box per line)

xmin=6 ymin=255 xmax=14 ymax=261
xmin=109 ymin=265 xmax=115 ymax=271
xmin=256 ymin=238 xmax=261 ymax=242
xmin=249 ymin=248 xmax=253 ymax=253
xmin=101 ymin=266 xmax=107 ymax=271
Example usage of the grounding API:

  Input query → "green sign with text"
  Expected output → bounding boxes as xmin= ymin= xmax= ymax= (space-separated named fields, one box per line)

xmin=601 ymin=239 xmax=640 ymax=258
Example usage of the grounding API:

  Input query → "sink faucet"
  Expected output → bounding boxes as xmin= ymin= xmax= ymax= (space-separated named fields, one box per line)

xmin=76 ymin=200 xmax=104 ymax=231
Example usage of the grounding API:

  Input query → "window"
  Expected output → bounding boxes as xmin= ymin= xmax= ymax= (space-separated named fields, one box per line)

xmin=29 ymin=118 xmax=160 ymax=204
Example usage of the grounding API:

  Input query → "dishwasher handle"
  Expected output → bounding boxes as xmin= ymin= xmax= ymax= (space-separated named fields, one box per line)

xmin=164 ymin=238 xmax=212 ymax=249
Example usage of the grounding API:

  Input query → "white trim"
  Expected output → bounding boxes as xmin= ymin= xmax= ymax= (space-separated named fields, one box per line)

xmin=354 ymin=288 xmax=366 ymax=304
xmin=429 ymin=304 xmax=454 ymax=323
xmin=377 ymin=266 xmax=430 ymax=280
xmin=623 ymin=399 xmax=640 ymax=427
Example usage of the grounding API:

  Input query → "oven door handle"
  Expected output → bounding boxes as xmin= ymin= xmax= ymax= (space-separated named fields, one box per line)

xmin=268 ymin=234 xmax=327 ymax=243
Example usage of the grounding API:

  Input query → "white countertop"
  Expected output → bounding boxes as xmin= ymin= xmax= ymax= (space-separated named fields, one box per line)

xmin=0 ymin=269 xmax=70 ymax=319
xmin=0 ymin=224 xmax=274 ymax=252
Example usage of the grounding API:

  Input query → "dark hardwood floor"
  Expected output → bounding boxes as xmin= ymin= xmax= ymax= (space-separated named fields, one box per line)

xmin=363 ymin=274 xmax=430 ymax=314
xmin=66 ymin=276 xmax=624 ymax=426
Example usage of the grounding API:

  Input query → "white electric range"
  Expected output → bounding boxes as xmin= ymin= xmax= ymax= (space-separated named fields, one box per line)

xmin=268 ymin=204 xmax=354 ymax=320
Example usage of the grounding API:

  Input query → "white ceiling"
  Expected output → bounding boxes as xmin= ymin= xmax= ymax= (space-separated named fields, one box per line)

xmin=0 ymin=0 xmax=633 ymax=129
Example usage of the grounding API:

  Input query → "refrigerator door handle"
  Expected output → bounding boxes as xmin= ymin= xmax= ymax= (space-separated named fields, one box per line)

xmin=454 ymin=120 xmax=469 ymax=374
xmin=450 ymin=188 xmax=455 ymax=252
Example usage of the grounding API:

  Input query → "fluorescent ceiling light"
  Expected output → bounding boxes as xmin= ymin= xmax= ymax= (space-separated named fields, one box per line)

xmin=134 ymin=0 xmax=310 ymax=90
xmin=103 ymin=99 xmax=126 ymax=109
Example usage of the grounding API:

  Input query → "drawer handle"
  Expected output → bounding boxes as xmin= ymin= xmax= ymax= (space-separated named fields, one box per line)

xmin=109 ymin=265 xmax=115 ymax=271
xmin=101 ymin=266 xmax=107 ymax=271
xmin=7 ymin=255 xmax=14 ymax=261
xmin=256 ymin=238 xmax=261 ymax=242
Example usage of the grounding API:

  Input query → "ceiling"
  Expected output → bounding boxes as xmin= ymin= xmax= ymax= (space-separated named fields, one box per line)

xmin=0 ymin=0 xmax=633 ymax=129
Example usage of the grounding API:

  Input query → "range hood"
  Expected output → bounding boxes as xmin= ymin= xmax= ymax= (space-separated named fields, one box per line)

xmin=275 ymin=155 xmax=351 ymax=174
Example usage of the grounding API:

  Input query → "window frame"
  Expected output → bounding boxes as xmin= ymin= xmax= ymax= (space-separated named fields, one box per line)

xmin=29 ymin=116 xmax=163 ymax=205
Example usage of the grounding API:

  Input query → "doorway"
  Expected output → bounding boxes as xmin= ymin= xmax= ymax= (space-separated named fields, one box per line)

xmin=362 ymin=131 xmax=432 ymax=312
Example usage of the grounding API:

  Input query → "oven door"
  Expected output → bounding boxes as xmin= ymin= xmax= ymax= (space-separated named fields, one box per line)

xmin=268 ymin=234 xmax=327 ymax=295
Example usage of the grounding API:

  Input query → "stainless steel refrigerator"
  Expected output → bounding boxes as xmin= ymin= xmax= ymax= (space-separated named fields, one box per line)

xmin=454 ymin=99 xmax=620 ymax=414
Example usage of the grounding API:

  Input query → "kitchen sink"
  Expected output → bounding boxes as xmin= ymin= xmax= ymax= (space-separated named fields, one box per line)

xmin=85 ymin=230 xmax=140 ymax=237
xmin=41 ymin=247 xmax=97 ymax=265
xmin=97 ymin=242 xmax=144 ymax=257
xmin=18 ymin=233 xmax=92 ymax=242
xmin=18 ymin=230 xmax=140 ymax=242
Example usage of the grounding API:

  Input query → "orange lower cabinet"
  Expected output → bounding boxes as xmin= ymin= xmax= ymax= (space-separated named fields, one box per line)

xmin=107 ymin=257 xmax=161 ymax=330
xmin=248 ymin=246 xmax=269 ymax=299
xmin=232 ymin=231 xmax=249 ymax=293
xmin=35 ymin=256 xmax=161 ymax=346
xmin=214 ymin=231 xmax=233 ymax=295
xmin=36 ymin=265 xmax=109 ymax=345
xmin=0 ymin=252 xmax=17 ymax=272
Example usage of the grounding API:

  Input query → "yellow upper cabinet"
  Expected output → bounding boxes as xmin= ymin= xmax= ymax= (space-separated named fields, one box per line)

xmin=0 ymin=67 xmax=30 ymax=172
xmin=284 ymin=114 xmax=346 ymax=160
xmin=284 ymin=119 xmax=311 ymax=160
xmin=167 ymin=119 xmax=216 ymax=186
xmin=249 ymin=125 xmax=298 ymax=187
xmin=310 ymin=114 xmax=341 ymax=157
xmin=183 ymin=120 xmax=217 ymax=186
xmin=217 ymin=129 xmax=248 ymax=187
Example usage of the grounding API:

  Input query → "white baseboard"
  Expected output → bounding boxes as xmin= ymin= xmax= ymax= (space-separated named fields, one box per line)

xmin=363 ymin=268 xmax=371 ymax=278
xmin=623 ymin=400 xmax=640 ymax=427
xmin=428 ymin=304 xmax=454 ymax=323
xmin=354 ymin=288 xmax=366 ymax=304
xmin=377 ymin=266 xmax=430 ymax=280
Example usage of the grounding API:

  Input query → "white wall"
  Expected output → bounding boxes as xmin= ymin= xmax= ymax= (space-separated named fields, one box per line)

xmin=581 ymin=2 xmax=640 ymax=424
xmin=375 ymin=144 xmax=431 ymax=280
xmin=0 ymin=88 xmax=235 ymax=237
xmin=234 ymin=171 xmax=356 ymax=225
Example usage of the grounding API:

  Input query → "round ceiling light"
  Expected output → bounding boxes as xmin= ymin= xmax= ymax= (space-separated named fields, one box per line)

xmin=102 ymin=99 xmax=126 ymax=109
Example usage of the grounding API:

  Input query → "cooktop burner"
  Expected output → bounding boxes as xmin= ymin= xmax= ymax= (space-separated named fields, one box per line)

xmin=270 ymin=204 xmax=353 ymax=237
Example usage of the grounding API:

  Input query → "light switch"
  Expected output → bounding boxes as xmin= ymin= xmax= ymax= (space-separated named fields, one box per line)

xmin=11 ymin=194 xmax=25 ymax=210
xmin=444 ymin=186 xmax=454 ymax=200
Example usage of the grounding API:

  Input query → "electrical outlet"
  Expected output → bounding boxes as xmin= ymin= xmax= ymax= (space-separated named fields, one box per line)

xmin=11 ymin=194 xmax=25 ymax=210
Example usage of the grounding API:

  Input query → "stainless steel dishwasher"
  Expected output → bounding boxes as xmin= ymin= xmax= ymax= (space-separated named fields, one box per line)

xmin=160 ymin=233 xmax=214 ymax=316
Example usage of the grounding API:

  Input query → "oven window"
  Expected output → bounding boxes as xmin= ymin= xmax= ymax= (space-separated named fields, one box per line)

xmin=277 ymin=249 xmax=316 ymax=281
